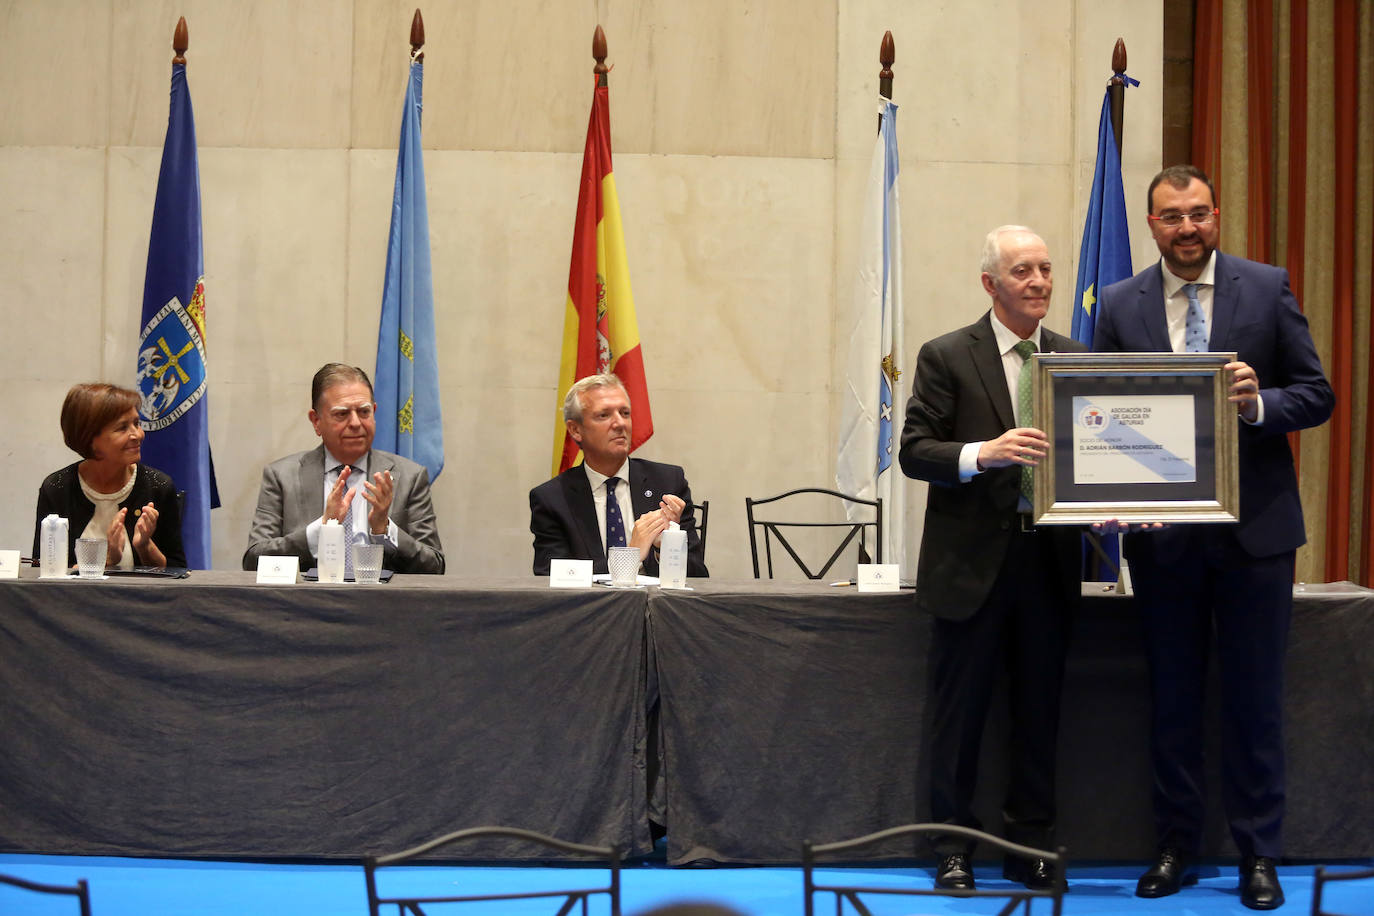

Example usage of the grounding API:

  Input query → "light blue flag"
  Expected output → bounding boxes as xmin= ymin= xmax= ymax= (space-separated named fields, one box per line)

xmin=137 ymin=60 xmax=219 ymax=569
xmin=836 ymin=97 xmax=905 ymax=570
xmin=1072 ymin=84 xmax=1135 ymax=344
xmin=375 ymin=56 xmax=443 ymax=480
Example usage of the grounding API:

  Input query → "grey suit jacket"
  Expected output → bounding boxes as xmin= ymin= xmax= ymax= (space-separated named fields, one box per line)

xmin=242 ymin=445 xmax=445 ymax=574
xmin=899 ymin=311 xmax=1084 ymax=620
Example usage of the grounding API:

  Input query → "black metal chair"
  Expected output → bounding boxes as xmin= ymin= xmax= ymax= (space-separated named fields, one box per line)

xmin=745 ymin=488 xmax=881 ymax=579
xmin=1311 ymin=864 xmax=1374 ymax=916
xmin=685 ymin=500 xmax=709 ymax=557
xmin=363 ymin=826 xmax=620 ymax=916
xmin=0 ymin=873 xmax=91 ymax=916
xmin=803 ymin=823 xmax=1066 ymax=916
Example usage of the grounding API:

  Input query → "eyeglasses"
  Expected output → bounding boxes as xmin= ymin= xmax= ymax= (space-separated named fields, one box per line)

xmin=1148 ymin=208 xmax=1219 ymax=228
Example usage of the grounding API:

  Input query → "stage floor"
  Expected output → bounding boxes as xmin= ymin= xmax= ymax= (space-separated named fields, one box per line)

xmin=3 ymin=853 xmax=1373 ymax=915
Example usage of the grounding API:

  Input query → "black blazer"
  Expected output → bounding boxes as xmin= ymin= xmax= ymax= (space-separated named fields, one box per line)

xmin=899 ymin=311 xmax=1084 ymax=620
xmin=529 ymin=457 xmax=709 ymax=577
xmin=33 ymin=462 xmax=186 ymax=568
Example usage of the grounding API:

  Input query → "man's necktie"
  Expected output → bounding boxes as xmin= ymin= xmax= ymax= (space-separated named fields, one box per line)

xmin=333 ymin=466 xmax=359 ymax=578
xmin=605 ymin=477 xmax=627 ymax=552
xmin=1183 ymin=282 xmax=1209 ymax=352
xmin=1013 ymin=339 xmax=1037 ymax=502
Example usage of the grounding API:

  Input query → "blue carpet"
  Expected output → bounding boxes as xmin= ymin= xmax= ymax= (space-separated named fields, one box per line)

xmin=2 ymin=854 xmax=1372 ymax=915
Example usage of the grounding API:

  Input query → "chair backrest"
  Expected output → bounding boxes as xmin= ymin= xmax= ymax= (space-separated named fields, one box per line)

xmin=745 ymin=488 xmax=882 ymax=579
xmin=363 ymin=826 xmax=620 ymax=916
xmin=803 ymin=823 xmax=1065 ymax=916
xmin=1311 ymin=865 xmax=1374 ymax=916
xmin=686 ymin=500 xmax=709 ymax=557
xmin=0 ymin=873 xmax=91 ymax=916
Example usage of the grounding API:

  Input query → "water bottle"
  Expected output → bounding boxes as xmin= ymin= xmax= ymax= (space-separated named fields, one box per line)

xmin=317 ymin=519 xmax=346 ymax=583
xmin=39 ymin=514 xmax=68 ymax=578
xmin=659 ymin=521 xmax=688 ymax=589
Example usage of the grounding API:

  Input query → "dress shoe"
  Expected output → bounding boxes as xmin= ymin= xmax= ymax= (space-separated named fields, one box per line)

xmin=1135 ymin=847 xmax=1196 ymax=898
xmin=1239 ymin=856 xmax=1285 ymax=910
xmin=1003 ymin=855 xmax=1058 ymax=890
xmin=935 ymin=853 xmax=975 ymax=890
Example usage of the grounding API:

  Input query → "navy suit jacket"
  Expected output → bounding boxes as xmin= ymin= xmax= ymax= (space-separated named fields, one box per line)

xmin=899 ymin=311 xmax=1085 ymax=620
xmin=529 ymin=457 xmax=708 ymax=577
xmin=1095 ymin=252 xmax=1334 ymax=559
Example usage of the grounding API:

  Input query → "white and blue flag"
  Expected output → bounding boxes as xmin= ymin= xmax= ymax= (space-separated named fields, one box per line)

xmin=836 ymin=96 xmax=905 ymax=571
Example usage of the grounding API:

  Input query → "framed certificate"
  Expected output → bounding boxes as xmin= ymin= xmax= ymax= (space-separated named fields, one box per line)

xmin=1031 ymin=352 xmax=1240 ymax=525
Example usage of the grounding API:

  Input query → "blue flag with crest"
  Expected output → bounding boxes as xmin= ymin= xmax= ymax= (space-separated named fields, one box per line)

xmin=1072 ymin=87 xmax=1134 ymax=344
xmin=374 ymin=56 xmax=443 ymax=481
xmin=136 ymin=60 xmax=219 ymax=569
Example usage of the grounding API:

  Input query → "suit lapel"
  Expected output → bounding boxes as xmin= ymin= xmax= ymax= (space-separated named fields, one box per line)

xmin=1136 ymin=265 xmax=1174 ymax=351
xmin=628 ymin=460 xmax=657 ymax=518
xmin=968 ymin=315 xmax=1016 ymax=430
xmin=298 ymin=446 xmax=327 ymax=525
xmin=1208 ymin=252 xmax=1241 ymax=348
xmin=562 ymin=467 xmax=603 ymax=558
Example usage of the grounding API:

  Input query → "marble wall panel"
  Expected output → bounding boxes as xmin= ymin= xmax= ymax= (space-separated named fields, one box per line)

xmin=837 ymin=0 xmax=1074 ymax=166
xmin=0 ymin=147 xmax=109 ymax=554
xmin=0 ymin=1 xmax=112 ymax=148
xmin=109 ymin=0 xmax=354 ymax=149
xmin=351 ymin=0 xmax=591 ymax=154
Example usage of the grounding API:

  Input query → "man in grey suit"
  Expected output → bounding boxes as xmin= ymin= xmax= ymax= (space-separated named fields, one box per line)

xmin=243 ymin=362 xmax=444 ymax=574
xmin=899 ymin=226 xmax=1083 ymax=891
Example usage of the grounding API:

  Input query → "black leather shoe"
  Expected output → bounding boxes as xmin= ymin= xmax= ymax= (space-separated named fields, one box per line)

xmin=1003 ymin=856 xmax=1058 ymax=890
xmin=1240 ymin=856 xmax=1284 ymax=910
xmin=935 ymin=853 xmax=975 ymax=890
xmin=1136 ymin=847 xmax=1196 ymax=898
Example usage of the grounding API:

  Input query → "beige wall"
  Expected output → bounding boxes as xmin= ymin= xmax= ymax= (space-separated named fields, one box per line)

xmin=0 ymin=0 xmax=1162 ymax=577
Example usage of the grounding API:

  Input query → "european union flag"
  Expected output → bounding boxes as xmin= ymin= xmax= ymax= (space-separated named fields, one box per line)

xmin=374 ymin=56 xmax=443 ymax=481
xmin=1073 ymin=78 xmax=1135 ymax=581
xmin=1072 ymin=87 xmax=1134 ymax=345
xmin=137 ymin=59 xmax=219 ymax=569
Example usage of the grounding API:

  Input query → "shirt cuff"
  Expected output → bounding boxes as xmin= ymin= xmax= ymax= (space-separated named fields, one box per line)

xmin=1246 ymin=393 xmax=1266 ymax=426
xmin=959 ymin=442 xmax=985 ymax=482
xmin=306 ymin=517 xmax=322 ymax=556
xmin=368 ymin=518 xmax=399 ymax=549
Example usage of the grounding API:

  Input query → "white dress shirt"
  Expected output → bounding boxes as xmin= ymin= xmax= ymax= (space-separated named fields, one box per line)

xmin=958 ymin=312 xmax=1044 ymax=482
xmin=305 ymin=448 xmax=398 ymax=558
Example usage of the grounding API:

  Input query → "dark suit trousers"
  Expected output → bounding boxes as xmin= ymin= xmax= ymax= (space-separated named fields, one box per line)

xmin=928 ymin=525 xmax=1072 ymax=855
xmin=1126 ymin=528 xmax=1292 ymax=859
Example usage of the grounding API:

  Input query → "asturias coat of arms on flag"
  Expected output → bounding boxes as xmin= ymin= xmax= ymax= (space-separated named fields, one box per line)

xmin=137 ymin=277 xmax=208 ymax=430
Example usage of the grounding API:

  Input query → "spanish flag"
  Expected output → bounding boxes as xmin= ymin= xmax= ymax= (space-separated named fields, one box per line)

xmin=552 ymin=76 xmax=652 ymax=476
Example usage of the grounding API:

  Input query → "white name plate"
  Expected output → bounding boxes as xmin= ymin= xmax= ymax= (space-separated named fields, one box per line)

xmin=856 ymin=563 xmax=901 ymax=593
xmin=0 ymin=550 xmax=20 ymax=579
xmin=256 ymin=556 xmax=300 ymax=584
xmin=550 ymin=559 xmax=594 ymax=588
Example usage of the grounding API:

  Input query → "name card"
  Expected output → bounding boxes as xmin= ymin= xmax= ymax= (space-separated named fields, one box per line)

xmin=256 ymin=556 xmax=300 ymax=584
xmin=0 ymin=550 xmax=20 ymax=579
xmin=856 ymin=563 xmax=901 ymax=593
xmin=550 ymin=559 xmax=594 ymax=588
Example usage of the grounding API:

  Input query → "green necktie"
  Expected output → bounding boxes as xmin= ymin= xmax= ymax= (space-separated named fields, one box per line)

xmin=1013 ymin=339 xmax=1037 ymax=501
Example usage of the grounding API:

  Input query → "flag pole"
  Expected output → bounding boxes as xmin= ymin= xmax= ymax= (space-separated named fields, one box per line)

xmin=173 ymin=16 xmax=187 ymax=64
xmin=594 ymin=25 xmax=608 ymax=87
xmin=411 ymin=8 xmax=425 ymax=60
xmin=1108 ymin=38 xmax=1127 ymax=152
xmin=878 ymin=30 xmax=895 ymax=110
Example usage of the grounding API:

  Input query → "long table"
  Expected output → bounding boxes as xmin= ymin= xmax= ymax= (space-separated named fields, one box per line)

xmin=1 ymin=573 xmax=1370 ymax=864
xmin=0 ymin=573 xmax=653 ymax=860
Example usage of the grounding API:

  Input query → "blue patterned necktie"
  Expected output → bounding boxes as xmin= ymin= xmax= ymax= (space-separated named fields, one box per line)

xmin=604 ymin=477 xmax=626 ymax=552
xmin=332 ymin=465 xmax=358 ymax=578
xmin=1013 ymin=339 xmax=1037 ymax=502
xmin=1183 ymin=283 xmax=1209 ymax=352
